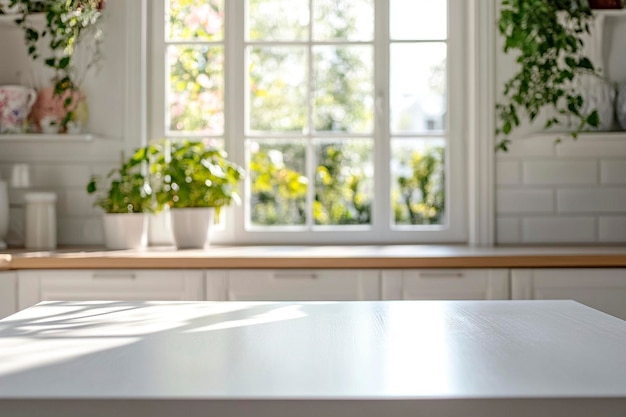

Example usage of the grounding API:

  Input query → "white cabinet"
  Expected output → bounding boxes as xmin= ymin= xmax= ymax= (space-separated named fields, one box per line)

xmin=511 ymin=269 xmax=626 ymax=320
xmin=381 ymin=269 xmax=510 ymax=300
xmin=0 ymin=272 xmax=17 ymax=319
xmin=17 ymin=269 xmax=204 ymax=310
xmin=205 ymin=269 xmax=380 ymax=301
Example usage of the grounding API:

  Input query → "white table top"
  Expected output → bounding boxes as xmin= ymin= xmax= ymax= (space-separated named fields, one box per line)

xmin=0 ymin=300 xmax=625 ymax=417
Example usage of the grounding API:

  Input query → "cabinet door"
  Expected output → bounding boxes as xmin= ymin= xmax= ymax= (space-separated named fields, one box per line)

xmin=0 ymin=272 xmax=17 ymax=319
xmin=382 ymin=269 xmax=509 ymax=300
xmin=212 ymin=269 xmax=380 ymax=301
xmin=18 ymin=269 xmax=204 ymax=310
xmin=511 ymin=268 xmax=626 ymax=320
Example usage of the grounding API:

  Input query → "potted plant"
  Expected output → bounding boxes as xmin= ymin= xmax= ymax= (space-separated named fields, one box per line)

xmin=150 ymin=139 xmax=245 ymax=249
xmin=11 ymin=0 xmax=104 ymax=133
xmin=496 ymin=0 xmax=604 ymax=151
xmin=87 ymin=146 xmax=154 ymax=250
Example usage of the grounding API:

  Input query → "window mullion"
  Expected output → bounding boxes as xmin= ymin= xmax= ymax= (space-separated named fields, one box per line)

xmin=373 ymin=0 xmax=391 ymax=238
xmin=306 ymin=0 xmax=314 ymax=230
xmin=227 ymin=0 xmax=247 ymax=242
xmin=150 ymin=0 xmax=166 ymax=142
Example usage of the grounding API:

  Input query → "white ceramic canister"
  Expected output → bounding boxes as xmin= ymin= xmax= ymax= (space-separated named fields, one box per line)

xmin=7 ymin=163 xmax=30 ymax=247
xmin=616 ymin=81 xmax=626 ymax=130
xmin=0 ymin=179 xmax=9 ymax=249
xmin=24 ymin=192 xmax=57 ymax=250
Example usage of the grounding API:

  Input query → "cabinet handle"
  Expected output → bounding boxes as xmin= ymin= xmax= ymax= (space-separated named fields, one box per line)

xmin=92 ymin=273 xmax=137 ymax=280
xmin=273 ymin=272 xmax=318 ymax=280
xmin=419 ymin=272 xmax=464 ymax=279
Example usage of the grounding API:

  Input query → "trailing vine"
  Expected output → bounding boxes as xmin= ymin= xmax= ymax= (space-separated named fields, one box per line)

xmin=496 ymin=0 xmax=602 ymax=151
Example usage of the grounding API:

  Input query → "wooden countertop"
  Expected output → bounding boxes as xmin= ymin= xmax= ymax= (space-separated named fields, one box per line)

xmin=3 ymin=245 xmax=626 ymax=270
xmin=1 ymin=300 xmax=626 ymax=417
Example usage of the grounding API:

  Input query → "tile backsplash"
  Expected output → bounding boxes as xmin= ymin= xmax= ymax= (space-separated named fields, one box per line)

xmin=496 ymin=133 xmax=626 ymax=244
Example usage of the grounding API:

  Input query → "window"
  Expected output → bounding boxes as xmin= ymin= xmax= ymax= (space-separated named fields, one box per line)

xmin=150 ymin=0 xmax=467 ymax=244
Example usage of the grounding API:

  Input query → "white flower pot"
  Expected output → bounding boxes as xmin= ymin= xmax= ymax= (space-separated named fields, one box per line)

xmin=102 ymin=213 xmax=148 ymax=250
xmin=170 ymin=207 xmax=215 ymax=249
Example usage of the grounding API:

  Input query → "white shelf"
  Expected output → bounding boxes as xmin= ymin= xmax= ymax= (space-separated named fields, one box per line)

xmin=0 ymin=133 xmax=94 ymax=142
xmin=594 ymin=9 xmax=626 ymax=17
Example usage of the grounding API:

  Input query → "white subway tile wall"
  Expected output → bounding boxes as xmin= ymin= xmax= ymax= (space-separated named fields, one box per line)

xmin=496 ymin=189 xmax=554 ymax=213
xmin=495 ymin=161 xmax=521 ymax=185
xmin=0 ymin=159 xmax=118 ymax=246
xmin=496 ymin=217 xmax=521 ymax=244
xmin=496 ymin=134 xmax=626 ymax=244
xmin=599 ymin=216 xmax=626 ymax=242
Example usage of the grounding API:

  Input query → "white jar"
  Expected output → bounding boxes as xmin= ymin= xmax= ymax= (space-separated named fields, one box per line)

xmin=0 ymin=180 xmax=8 ymax=249
xmin=24 ymin=192 xmax=57 ymax=250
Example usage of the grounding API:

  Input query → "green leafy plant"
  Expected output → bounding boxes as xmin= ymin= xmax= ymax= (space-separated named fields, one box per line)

xmin=11 ymin=0 xmax=103 ymax=129
xmin=151 ymin=140 xmax=245 ymax=214
xmin=86 ymin=146 xmax=154 ymax=214
xmin=496 ymin=0 xmax=602 ymax=151
xmin=393 ymin=147 xmax=445 ymax=225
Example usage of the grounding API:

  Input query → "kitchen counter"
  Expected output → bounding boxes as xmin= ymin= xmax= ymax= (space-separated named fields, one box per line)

xmin=3 ymin=245 xmax=626 ymax=270
xmin=1 ymin=300 xmax=625 ymax=417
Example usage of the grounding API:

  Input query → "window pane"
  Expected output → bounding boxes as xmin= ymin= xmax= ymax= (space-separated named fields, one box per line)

xmin=167 ymin=0 xmax=224 ymax=41
xmin=314 ymin=139 xmax=373 ymax=226
xmin=313 ymin=46 xmax=374 ymax=133
xmin=167 ymin=45 xmax=224 ymax=134
xmin=248 ymin=0 xmax=309 ymax=41
xmin=390 ymin=43 xmax=446 ymax=134
xmin=248 ymin=47 xmax=308 ymax=133
xmin=390 ymin=0 xmax=446 ymax=40
xmin=312 ymin=0 xmax=374 ymax=41
xmin=248 ymin=139 xmax=308 ymax=226
xmin=391 ymin=138 xmax=445 ymax=226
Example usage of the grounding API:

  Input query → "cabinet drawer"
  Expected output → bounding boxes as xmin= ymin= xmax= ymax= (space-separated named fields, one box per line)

xmin=511 ymin=268 xmax=626 ymax=320
xmin=18 ymin=269 xmax=204 ymax=310
xmin=223 ymin=269 xmax=379 ymax=301
xmin=382 ymin=269 xmax=509 ymax=300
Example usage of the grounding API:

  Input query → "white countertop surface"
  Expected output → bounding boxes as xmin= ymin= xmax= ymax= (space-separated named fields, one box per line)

xmin=0 ymin=300 xmax=625 ymax=416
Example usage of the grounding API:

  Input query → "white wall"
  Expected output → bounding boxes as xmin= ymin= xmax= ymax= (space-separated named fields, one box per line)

xmin=496 ymin=133 xmax=626 ymax=244
xmin=494 ymin=8 xmax=626 ymax=244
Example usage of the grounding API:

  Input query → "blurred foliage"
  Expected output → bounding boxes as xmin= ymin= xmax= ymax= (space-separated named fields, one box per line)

xmin=249 ymin=47 xmax=308 ymax=132
xmin=393 ymin=146 xmax=445 ymax=225
xmin=314 ymin=141 xmax=372 ymax=225
xmin=249 ymin=142 xmax=308 ymax=225
xmin=168 ymin=0 xmax=224 ymax=133
xmin=314 ymin=46 xmax=373 ymax=133
xmin=168 ymin=0 xmax=223 ymax=40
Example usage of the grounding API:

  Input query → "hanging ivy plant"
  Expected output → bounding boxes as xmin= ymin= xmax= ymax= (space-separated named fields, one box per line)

xmin=11 ymin=0 xmax=103 ymax=130
xmin=496 ymin=0 xmax=602 ymax=151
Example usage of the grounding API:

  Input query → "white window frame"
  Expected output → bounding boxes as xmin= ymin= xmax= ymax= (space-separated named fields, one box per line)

xmin=149 ymin=0 xmax=473 ymax=245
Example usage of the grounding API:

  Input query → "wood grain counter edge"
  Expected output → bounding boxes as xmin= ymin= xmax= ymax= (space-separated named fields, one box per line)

xmin=4 ymin=246 xmax=626 ymax=269
xmin=0 ymin=254 xmax=10 ymax=270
